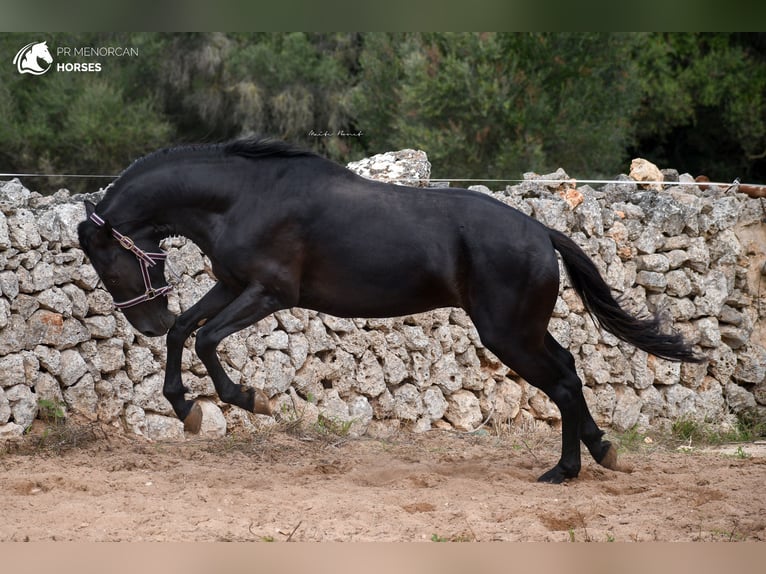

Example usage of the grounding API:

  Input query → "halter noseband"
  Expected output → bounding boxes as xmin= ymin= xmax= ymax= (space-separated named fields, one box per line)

xmin=89 ymin=213 xmax=173 ymax=309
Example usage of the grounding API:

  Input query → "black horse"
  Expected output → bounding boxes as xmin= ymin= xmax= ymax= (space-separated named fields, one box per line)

xmin=78 ymin=137 xmax=702 ymax=483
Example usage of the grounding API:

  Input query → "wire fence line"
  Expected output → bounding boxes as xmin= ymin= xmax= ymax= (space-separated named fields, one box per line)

xmin=0 ymin=171 xmax=755 ymax=190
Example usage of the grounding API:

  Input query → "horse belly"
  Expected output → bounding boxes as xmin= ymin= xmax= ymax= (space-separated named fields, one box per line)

xmin=298 ymin=242 xmax=462 ymax=318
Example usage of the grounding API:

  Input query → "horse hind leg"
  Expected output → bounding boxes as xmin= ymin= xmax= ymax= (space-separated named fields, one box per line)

xmin=544 ymin=333 xmax=626 ymax=473
xmin=191 ymin=284 xmax=286 ymax=428
xmin=159 ymin=281 xmax=272 ymax=434
xmin=472 ymin=315 xmax=585 ymax=482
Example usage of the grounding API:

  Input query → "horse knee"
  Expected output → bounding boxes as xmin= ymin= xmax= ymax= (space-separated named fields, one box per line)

xmin=166 ymin=323 xmax=188 ymax=351
xmin=545 ymin=379 xmax=580 ymax=412
xmin=194 ymin=327 xmax=219 ymax=359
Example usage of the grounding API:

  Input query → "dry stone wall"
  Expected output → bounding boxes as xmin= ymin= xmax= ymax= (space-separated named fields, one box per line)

xmin=1 ymin=151 xmax=765 ymax=442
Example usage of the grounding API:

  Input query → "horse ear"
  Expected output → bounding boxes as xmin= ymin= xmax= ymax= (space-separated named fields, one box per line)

xmin=84 ymin=201 xmax=112 ymax=234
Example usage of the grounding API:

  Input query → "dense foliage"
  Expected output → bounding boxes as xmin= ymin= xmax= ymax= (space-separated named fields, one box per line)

xmin=1 ymin=32 xmax=764 ymax=193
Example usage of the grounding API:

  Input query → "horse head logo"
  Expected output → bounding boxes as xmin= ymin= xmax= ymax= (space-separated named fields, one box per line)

xmin=13 ymin=41 xmax=54 ymax=75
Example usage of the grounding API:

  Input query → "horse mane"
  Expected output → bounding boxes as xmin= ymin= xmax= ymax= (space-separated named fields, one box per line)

xmin=223 ymin=137 xmax=316 ymax=160
xmin=115 ymin=137 xmax=315 ymax=184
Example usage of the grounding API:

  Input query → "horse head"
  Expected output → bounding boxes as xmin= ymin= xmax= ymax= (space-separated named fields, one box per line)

xmin=78 ymin=201 xmax=176 ymax=337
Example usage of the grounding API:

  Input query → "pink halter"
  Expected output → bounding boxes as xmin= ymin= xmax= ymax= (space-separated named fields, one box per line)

xmin=89 ymin=213 xmax=174 ymax=309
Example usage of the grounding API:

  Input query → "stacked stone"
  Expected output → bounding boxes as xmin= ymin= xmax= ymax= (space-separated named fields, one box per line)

xmin=489 ymin=168 xmax=766 ymax=432
xmin=1 ymin=151 xmax=764 ymax=442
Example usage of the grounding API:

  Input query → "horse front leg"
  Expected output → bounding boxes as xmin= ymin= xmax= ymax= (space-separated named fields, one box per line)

xmin=193 ymin=282 xmax=287 ymax=419
xmin=162 ymin=282 xmax=241 ymax=431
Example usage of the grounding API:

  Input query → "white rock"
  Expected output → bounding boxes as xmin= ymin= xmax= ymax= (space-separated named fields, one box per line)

xmin=724 ymin=382 xmax=757 ymax=413
xmin=431 ymin=352 xmax=463 ymax=395
xmin=264 ymin=330 xmax=289 ymax=350
xmin=95 ymin=338 xmax=125 ymax=373
xmin=287 ymin=332 xmax=309 ymax=369
xmin=0 ymin=387 xmax=11 ymax=423
xmin=5 ymin=384 xmax=37 ymax=428
xmin=694 ymin=378 xmax=726 ymax=421
xmin=318 ymin=388 xmax=350 ymax=422
xmin=347 ymin=394 xmax=373 ymax=436
xmin=355 ymin=350 xmax=386 ymax=397
xmin=648 ymin=355 xmax=681 ymax=386
xmin=0 ymin=298 xmax=9 ymax=329
xmin=381 ymin=350 xmax=407 ymax=386
xmin=662 ymin=384 xmax=697 ymax=420
xmin=347 ymin=149 xmax=431 ymax=187
xmin=256 ymin=350 xmax=295 ymax=397
xmin=527 ymin=387 xmax=560 ymax=422
xmin=392 ymin=383 xmax=422 ymax=421
xmin=306 ymin=317 xmax=335 ymax=353
xmin=0 ymin=178 xmax=31 ymax=206
xmin=611 ymin=385 xmax=642 ymax=432
xmin=444 ymin=389 xmax=482 ymax=431
xmin=195 ymin=400 xmax=227 ymax=438
xmin=63 ymin=374 xmax=98 ymax=421
xmin=144 ymin=413 xmax=185 ymax=440
xmin=8 ymin=209 xmax=41 ymax=249
xmin=126 ymin=347 xmax=160 ymax=383
xmin=85 ymin=315 xmax=117 ymax=339
xmin=483 ymin=379 xmax=523 ymax=421
xmin=34 ymin=371 xmax=66 ymax=408
xmin=0 ymin=421 xmax=24 ymax=441
xmin=422 ymin=386 xmax=448 ymax=422
xmin=0 ymin=354 xmax=26 ymax=388
xmin=0 ymin=212 xmax=10 ymax=249
xmin=132 ymin=373 xmax=174 ymax=415
xmin=59 ymin=349 xmax=88 ymax=387
xmin=629 ymin=158 xmax=664 ymax=191
xmin=124 ymin=404 xmax=146 ymax=436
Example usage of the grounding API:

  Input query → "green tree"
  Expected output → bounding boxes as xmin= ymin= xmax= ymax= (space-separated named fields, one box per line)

xmin=631 ymin=32 xmax=766 ymax=181
xmin=2 ymin=33 xmax=765 ymax=194
xmin=151 ymin=32 xmax=364 ymax=159
xmin=352 ymin=33 xmax=645 ymax=180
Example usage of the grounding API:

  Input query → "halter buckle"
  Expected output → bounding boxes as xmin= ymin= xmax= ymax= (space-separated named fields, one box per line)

xmin=119 ymin=235 xmax=135 ymax=250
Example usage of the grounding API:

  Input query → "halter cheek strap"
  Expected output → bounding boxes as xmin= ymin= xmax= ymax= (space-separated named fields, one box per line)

xmin=89 ymin=213 xmax=174 ymax=309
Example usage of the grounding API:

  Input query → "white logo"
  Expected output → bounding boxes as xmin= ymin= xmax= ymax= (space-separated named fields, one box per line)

xmin=13 ymin=41 xmax=54 ymax=75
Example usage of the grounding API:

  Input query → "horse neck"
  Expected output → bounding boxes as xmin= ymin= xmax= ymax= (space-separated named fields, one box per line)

xmin=102 ymin=163 xmax=231 ymax=250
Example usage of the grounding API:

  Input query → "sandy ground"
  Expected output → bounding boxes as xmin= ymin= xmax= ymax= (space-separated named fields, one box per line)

xmin=2 ymin=423 xmax=765 ymax=542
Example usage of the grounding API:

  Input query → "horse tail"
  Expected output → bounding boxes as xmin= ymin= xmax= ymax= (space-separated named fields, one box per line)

xmin=548 ymin=228 xmax=704 ymax=363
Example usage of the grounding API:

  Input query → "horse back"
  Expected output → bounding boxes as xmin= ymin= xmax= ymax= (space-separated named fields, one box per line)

xmin=266 ymin=167 xmax=558 ymax=317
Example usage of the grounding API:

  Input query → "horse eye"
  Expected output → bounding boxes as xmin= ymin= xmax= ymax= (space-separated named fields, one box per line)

xmin=106 ymin=277 xmax=120 ymax=286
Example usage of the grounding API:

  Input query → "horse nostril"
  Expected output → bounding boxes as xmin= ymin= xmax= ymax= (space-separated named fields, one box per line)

xmin=162 ymin=312 xmax=177 ymax=331
xmin=141 ymin=326 xmax=165 ymax=337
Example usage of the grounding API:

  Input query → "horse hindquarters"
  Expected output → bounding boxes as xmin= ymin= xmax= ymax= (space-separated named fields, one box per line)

xmin=464 ymin=234 xmax=613 ymax=482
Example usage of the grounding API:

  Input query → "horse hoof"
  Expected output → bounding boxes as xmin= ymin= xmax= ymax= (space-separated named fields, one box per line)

xmin=598 ymin=443 xmax=633 ymax=474
xmin=252 ymin=388 xmax=272 ymax=416
xmin=537 ymin=465 xmax=574 ymax=484
xmin=183 ymin=401 xmax=203 ymax=434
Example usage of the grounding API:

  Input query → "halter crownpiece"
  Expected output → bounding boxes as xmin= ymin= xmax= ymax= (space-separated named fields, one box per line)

xmin=89 ymin=212 xmax=174 ymax=309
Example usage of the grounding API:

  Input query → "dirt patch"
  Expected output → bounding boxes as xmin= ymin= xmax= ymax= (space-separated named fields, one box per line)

xmin=1 ymin=427 xmax=765 ymax=542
